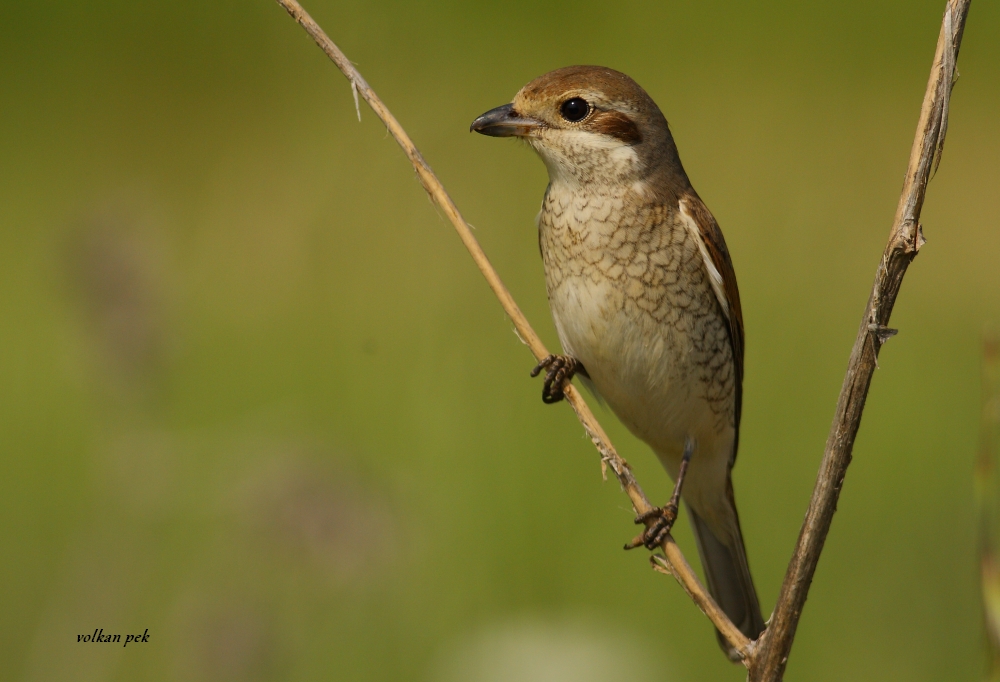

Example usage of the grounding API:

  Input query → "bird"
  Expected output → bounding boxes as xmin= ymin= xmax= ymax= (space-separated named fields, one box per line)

xmin=471 ymin=65 xmax=766 ymax=660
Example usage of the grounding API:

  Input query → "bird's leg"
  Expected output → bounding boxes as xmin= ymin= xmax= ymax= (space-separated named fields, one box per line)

xmin=530 ymin=354 xmax=585 ymax=404
xmin=625 ymin=437 xmax=696 ymax=550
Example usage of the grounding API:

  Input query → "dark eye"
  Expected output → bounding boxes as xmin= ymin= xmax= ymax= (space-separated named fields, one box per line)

xmin=559 ymin=97 xmax=590 ymax=122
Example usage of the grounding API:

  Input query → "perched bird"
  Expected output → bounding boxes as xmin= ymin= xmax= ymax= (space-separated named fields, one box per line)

xmin=471 ymin=66 xmax=765 ymax=659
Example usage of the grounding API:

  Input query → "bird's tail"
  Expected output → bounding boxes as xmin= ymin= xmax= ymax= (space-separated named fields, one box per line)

xmin=687 ymin=497 xmax=766 ymax=662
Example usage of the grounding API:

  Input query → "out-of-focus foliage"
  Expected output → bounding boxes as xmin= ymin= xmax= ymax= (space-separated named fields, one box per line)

xmin=980 ymin=335 xmax=1000 ymax=681
xmin=0 ymin=1 xmax=998 ymax=680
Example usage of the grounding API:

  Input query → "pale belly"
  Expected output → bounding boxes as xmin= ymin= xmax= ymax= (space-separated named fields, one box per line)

xmin=547 ymin=271 xmax=736 ymax=534
xmin=536 ymin=182 xmax=739 ymax=534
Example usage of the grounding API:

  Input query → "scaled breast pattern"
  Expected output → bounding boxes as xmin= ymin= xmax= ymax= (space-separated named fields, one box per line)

xmin=538 ymin=187 xmax=735 ymax=430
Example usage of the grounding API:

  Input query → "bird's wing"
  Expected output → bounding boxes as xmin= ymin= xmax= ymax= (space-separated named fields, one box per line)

xmin=678 ymin=193 xmax=745 ymax=464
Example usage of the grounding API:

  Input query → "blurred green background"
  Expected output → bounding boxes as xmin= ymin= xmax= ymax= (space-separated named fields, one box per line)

xmin=1 ymin=1 xmax=997 ymax=680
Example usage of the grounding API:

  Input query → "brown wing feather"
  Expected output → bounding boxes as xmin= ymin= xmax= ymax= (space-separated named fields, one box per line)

xmin=679 ymin=192 xmax=745 ymax=464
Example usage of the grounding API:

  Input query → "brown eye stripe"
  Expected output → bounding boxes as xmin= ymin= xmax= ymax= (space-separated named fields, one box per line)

xmin=589 ymin=110 xmax=642 ymax=145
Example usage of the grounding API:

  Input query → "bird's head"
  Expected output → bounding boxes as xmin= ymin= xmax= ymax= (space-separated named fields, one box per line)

xmin=471 ymin=65 xmax=687 ymax=192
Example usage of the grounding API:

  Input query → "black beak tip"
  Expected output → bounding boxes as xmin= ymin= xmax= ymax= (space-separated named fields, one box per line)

xmin=470 ymin=103 xmax=522 ymax=137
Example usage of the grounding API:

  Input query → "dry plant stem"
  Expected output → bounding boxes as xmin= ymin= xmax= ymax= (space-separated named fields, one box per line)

xmin=749 ymin=2 xmax=970 ymax=680
xmin=271 ymin=0 xmax=750 ymax=661
xmin=652 ymin=550 xmax=752 ymax=654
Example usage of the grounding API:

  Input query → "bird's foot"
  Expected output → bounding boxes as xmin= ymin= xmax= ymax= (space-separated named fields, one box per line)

xmin=624 ymin=504 xmax=679 ymax=550
xmin=530 ymin=354 xmax=582 ymax=404
xmin=623 ymin=436 xmax=695 ymax=551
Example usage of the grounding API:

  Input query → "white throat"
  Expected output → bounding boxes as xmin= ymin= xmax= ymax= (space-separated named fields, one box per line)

xmin=530 ymin=131 xmax=641 ymax=191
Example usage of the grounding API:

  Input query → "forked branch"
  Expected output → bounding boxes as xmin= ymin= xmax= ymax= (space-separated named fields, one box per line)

xmin=273 ymin=0 xmax=972 ymax=677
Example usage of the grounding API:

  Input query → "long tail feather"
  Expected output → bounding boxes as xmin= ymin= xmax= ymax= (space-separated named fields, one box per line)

xmin=687 ymin=501 xmax=766 ymax=661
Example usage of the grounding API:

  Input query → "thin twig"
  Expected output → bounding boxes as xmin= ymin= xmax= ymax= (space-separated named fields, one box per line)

xmin=749 ymin=2 xmax=970 ymax=680
xmin=271 ymin=0 xmax=750 ymax=661
xmin=651 ymin=550 xmax=752 ymax=655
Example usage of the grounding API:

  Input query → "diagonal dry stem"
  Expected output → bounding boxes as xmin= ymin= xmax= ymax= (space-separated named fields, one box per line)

xmin=271 ymin=0 xmax=751 ymax=662
xmin=748 ymin=2 xmax=971 ymax=679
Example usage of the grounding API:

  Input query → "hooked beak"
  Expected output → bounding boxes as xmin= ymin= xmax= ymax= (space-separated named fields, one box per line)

xmin=470 ymin=103 xmax=544 ymax=137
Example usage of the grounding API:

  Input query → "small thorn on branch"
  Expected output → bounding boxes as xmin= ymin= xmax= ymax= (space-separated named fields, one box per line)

xmin=901 ymin=220 xmax=928 ymax=254
xmin=867 ymin=323 xmax=899 ymax=368
xmin=351 ymin=80 xmax=361 ymax=121
xmin=650 ymin=554 xmax=675 ymax=576
xmin=867 ymin=324 xmax=899 ymax=346
xmin=914 ymin=223 xmax=927 ymax=253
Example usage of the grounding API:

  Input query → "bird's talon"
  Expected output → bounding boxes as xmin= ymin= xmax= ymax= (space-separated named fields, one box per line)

xmin=531 ymin=354 xmax=580 ymax=404
xmin=530 ymin=355 xmax=556 ymax=378
xmin=624 ymin=504 xmax=679 ymax=551
xmin=623 ymin=533 xmax=647 ymax=551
